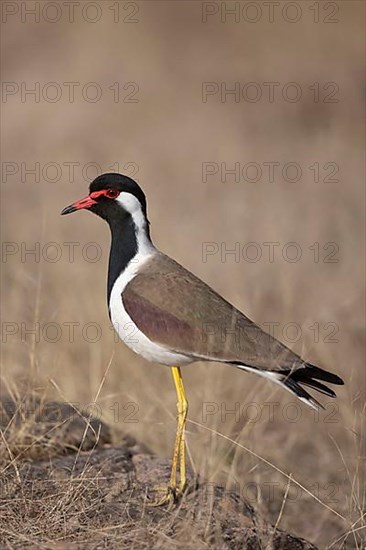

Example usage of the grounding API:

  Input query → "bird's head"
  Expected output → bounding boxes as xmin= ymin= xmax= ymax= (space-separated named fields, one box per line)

xmin=61 ymin=173 xmax=148 ymax=225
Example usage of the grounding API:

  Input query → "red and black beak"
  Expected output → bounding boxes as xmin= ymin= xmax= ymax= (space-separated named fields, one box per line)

xmin=61 ymin=195 xmax=97 ymax=215
xmin=61 ymin=190 xmax=109 ymax=215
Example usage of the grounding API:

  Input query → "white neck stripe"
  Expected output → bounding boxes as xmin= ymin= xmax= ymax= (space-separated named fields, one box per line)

xmin=116 ymin=194 xmax=155 ymax=256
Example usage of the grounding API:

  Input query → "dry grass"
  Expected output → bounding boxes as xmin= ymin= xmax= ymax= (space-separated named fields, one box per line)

xmin=1 ymin=1 xmax=365 ymax=547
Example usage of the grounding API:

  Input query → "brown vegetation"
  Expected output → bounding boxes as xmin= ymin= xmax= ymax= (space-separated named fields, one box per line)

xmin=1 ymin=397 xmax=317 ymax=548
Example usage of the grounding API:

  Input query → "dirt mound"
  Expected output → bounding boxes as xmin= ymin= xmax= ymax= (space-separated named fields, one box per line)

xmin=0 ymin=398 xmax=316 ymax=549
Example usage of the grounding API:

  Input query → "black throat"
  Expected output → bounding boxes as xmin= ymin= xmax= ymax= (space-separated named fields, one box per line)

xmin=107 ymin=214 xmax=139 ymax=307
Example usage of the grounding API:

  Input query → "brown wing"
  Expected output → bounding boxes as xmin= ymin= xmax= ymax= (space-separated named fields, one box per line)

xmin=122 ymin=253 xmax=305 ymax=371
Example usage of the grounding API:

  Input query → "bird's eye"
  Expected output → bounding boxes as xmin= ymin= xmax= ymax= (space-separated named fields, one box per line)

xmin=106 ymin=189 xmax=120 ymax=199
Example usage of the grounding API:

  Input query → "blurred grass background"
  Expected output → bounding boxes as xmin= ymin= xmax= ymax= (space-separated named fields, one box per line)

xmin=1 ymin=1 xmax=365 ymax=547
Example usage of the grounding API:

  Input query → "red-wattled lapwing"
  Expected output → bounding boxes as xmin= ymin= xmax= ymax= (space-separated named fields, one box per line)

xmin=61 ymin=173 xmax=344 ymax=505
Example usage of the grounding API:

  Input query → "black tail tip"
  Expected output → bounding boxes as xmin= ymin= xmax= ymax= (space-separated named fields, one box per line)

xmin=281 ymin=363 xmax=344 ymax=409
xmin=302 ymin=364 xmax=344 ymax=386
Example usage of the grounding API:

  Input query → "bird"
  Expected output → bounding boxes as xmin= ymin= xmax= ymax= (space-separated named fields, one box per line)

xmin=61 ymin=172 xmax=344 ymax=505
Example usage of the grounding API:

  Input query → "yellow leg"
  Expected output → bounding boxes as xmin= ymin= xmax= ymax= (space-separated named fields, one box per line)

xmin=170 ymin=366 xmax=188 ymax=494
xmin=150 ymin=366 xmax=188 ymax=506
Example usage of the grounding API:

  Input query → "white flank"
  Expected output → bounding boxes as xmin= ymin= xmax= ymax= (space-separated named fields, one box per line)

xmin=109 ymin=193 xmax=191 ymax=366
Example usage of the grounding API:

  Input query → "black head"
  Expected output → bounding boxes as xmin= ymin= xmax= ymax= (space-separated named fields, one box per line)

xmin=61 ymin=173 xmax=148 ymax=223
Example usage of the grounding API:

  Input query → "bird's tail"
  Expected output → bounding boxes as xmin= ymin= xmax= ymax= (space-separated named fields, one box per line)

xmin=231 ymin=362 xmax=344 ymax=410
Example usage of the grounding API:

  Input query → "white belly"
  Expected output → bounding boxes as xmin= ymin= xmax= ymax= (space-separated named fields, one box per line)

xmin=109 ymin=252 xmax=191 ymax=366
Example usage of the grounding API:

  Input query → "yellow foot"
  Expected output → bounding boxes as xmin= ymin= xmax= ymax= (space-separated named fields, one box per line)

xmin=147 ymin=483 xmax=187 ymax=507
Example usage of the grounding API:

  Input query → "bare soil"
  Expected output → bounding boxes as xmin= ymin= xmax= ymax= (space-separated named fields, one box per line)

xmin=0 ymin=398 xmax=316 ymax=549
